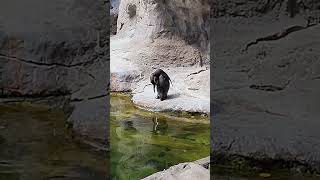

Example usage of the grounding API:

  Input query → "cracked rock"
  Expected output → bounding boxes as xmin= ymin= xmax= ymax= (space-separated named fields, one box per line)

xmin=0 ymin=0 xmax=109 ymax=145
xmin=212 ymin=0 xmax=320 ymax=169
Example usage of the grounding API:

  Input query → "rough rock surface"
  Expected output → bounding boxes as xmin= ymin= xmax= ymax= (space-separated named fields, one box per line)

xmin=117 ymin=0 xmax=210 ymax=53
xmin=111 ymin=0 xmax=120 ymax=35
xmin=0 ymin=0 xmax=109 ymax=144
xmin=142 ymin=157 xmax=210 ymax=180
xmin=111 ymin=0 xmax=210 ymax=114
xmin=211 ymin=0 xmax=320 ymax=168
xmin=132 ymin=67 xmax=210 ymax=114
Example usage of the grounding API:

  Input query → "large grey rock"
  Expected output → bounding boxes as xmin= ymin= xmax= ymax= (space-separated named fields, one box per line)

xmin=117 ymin=0 xmax=210 ymax=52
xmin=0 ymin=0 xmax=109 ymax=143
xmin=142 ymin=157 xmax=210 ymax=180
xmin=211 ymin=0 xmax=320 ymax=168
xmin=113 ymin=0 xmax=210 ymax=67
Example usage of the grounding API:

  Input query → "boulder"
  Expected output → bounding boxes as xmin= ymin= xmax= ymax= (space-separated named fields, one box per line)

xmin=142 ymin=157 xmax=210 ymax=180
xmin=211 ymin=0 xmax=320 ymax=169
xmin=0 ymin=0 xmax=109 ymax=144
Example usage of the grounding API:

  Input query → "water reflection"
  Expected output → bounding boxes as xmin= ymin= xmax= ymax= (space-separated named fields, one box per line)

xmin=0 ymin=104 xmax=108 ymax=180
xmin=151 ymin=117 xmax=168 ymax=135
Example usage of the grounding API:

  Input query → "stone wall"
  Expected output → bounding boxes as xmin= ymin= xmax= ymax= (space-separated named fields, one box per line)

xmin=211 ymin=0 xmax=320 ymax=169
xmin=0 ymin=0 xmax=109 ymax=144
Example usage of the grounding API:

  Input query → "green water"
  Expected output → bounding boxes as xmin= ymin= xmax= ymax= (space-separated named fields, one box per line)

xmin=110 ymin=93 xmax=210 ymax=180
xmin=0 ymin=103 xmax=107 ymax=180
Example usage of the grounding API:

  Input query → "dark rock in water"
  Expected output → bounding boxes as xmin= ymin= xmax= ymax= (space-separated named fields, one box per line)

xmin=120 ymin=119 xmax=137 ymax=131
xmin=158 ymin=151 xmax=166 ymax=157
xmin=120 ymin=119 xmax=133 ymax=127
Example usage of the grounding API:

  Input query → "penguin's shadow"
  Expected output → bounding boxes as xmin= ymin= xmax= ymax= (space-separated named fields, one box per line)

xmin=166 ymin=93 xmax=180 ymax=100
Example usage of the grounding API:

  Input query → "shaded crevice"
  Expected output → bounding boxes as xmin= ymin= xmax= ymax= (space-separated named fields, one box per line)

xmin=312 ymin=76 xmax=320 ymax=80
xmin=264 ymin=110 xmax=289 ymax=117
xmin=186 ymin=69 xmax=207 ymax=77
xmin=249 ymin=85 xmax=284 ymax=91
xmin=211 ymin=152 xmax=320 ymax=175
xmin=70 ymin=94 xmax=108 ymax=102
xmin=0 ymin=91 xmax=71 ymax=98
xmin=277 ymin=62 xmax=291 ymax=68
xmin=249 ymin=79 xmax=292 ymax=92
xmin=226 ymin=139 xmax=235 ymax=151
xmin=243 ymin=23 xmax=318 ymax=52
xmin=213 ymin=85 xmax=248 ymax=92
xmin=134 ymin=84 xmax=152 ymax=94
xmin=0 ymin=53 xmax=99 ymax=68
xmin=88 ymin=94 xmax=108 ymax=100
xmin=236 ymin=68 xmax=251 ymax=73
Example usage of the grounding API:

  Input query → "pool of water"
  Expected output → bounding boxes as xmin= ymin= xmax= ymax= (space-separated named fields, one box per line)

xmin=110 ymin=93 xmax=210 ymax=180
xmin=0 ymin=103 xmax=108 ymax=180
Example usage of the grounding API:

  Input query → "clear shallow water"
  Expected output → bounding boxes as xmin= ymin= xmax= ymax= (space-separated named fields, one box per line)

xmin=0 ymin=103 xmax=107 ymax=180
xmin=110 ymin=93 xmax=210 ymax=180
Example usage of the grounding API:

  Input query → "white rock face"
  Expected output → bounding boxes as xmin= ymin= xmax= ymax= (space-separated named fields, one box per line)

xmin=117 ymin=0 xmax=209 ymax=52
